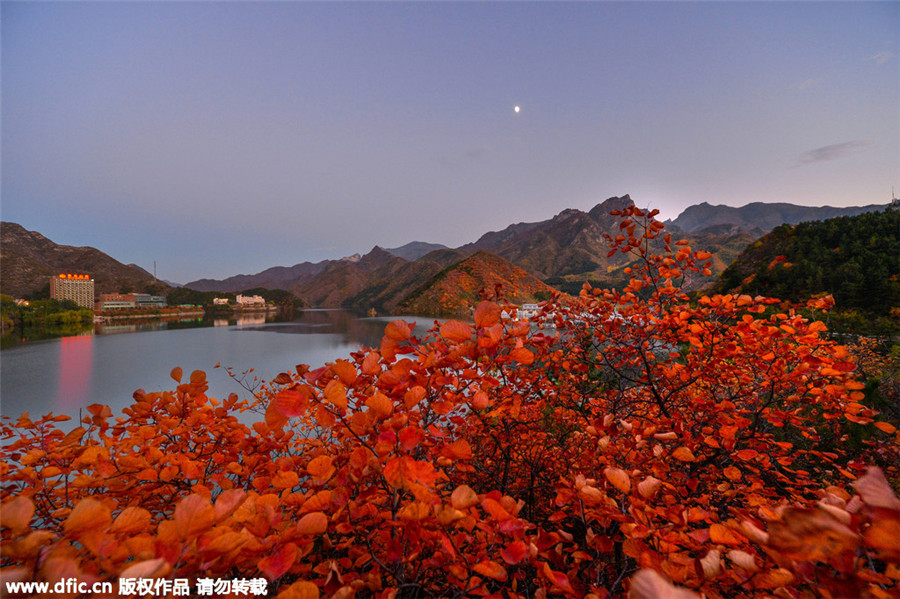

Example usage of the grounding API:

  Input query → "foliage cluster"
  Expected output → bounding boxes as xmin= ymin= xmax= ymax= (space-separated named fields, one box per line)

xmin=2 ymin=210 xmax=899 ymax=599
xmin=398 ymin=252 xmax=554 ymax=317
xmin=1 ymin=295 xmax=92 ymax=329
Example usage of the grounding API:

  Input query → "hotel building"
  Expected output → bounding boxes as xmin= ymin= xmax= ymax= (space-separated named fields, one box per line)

xmin=50 ymin=274 xmax=95 ymax=309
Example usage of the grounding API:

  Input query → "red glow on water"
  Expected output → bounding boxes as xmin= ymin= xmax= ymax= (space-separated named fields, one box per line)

xmin=57 ymin=335 xmax=94 ymax=410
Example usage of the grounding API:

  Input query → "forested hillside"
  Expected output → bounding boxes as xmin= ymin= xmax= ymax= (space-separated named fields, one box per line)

xmin=714 ymin=209 xmax=900 ymax=315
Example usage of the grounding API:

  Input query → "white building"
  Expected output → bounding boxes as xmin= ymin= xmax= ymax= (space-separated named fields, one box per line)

xmin=235 ymin=294 xmax=265 ymax=306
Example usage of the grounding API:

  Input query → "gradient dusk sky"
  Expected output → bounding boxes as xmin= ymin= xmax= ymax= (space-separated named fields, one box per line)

xmin=2 ymin=1 xmax=897 ymax=283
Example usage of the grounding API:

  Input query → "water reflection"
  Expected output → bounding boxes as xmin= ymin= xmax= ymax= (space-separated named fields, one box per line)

xmin=234 ymin=313 xmax=267 ymax=327
xmin=1 ymin=310 xmax=444 ymax=426
xmin=56 ymin=334 xmax=93 ymax=412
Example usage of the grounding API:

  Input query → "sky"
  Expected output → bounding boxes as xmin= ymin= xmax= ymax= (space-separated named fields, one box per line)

xmin=2 ymin=1 xmax=897 ymax=284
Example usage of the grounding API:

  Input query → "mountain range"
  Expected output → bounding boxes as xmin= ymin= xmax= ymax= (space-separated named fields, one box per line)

xmin=2 ymin=197 xmax=890 ymax=316
xmin=0 ymin=222 xmax=166 ymax=299
xmin=665 ymin=201 xmax=888 ymax=236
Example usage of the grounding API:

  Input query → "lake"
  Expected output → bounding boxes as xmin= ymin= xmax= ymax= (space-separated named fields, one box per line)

xmin=0 ymin=310 xmax=442 ymax=425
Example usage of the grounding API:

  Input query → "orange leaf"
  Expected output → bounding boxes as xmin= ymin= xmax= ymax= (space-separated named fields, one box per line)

xmin=709 ymin=523 xmax=746 ymax=546
xmin=637 ymin=476 xmax=662 ymax=499
xmin=296 ymin=512 xmax=328 ymax=535
xmin=63 ymin=498 xmax=111 ymax=537
xmin=541 ymin=562 xmax=575 ymax=593
xmin=672 ymin=447 xmax=696 ymax=462
xmin=509 ymin=347 xmax=535 ymax=365
xmin=441 ymin=439 xmax=473 ymax=460
xmin=628 ymin=569 xmax=700 ymax=599
xmin=323 ymin=380 xmax=347 ymax=409
xmin=365 ymin=392 xmax=393 ymax=420
xmin=1 ymin=497 xmax=34 ymax=535
xmin=273 ymin=470 xmax=300 ymax=490
xmin=398 ymin=426 xmax=425 ymax=452
xmin=440 ymin=320 xmax=472 ymax=343
xmin=604 ymin=467 xmax=632 ymax=494
xmin=277 ymin=581 xmax=320 ymax=599
xmin=474 ymin=301 xmax=502 ymax=328
xmin=767 ymin=507 xmax=857 ymax=561
xmin=501 ymin=540 xmax=528 ymax=565
xmin=266 ymin=401 xmax=288 ymax=429
xmin=753 ymin=568 xmax=795 ymax=590
xmin=853 ymin=467 xmax=900 ymax=510
xmin=735 ymin=449 xmax=758 ymax=461
xmin=307 ymin=455 xmax=335 ymax=482
xmin=203 ymin=530 xmax=250 ymax=555
xmin=398 ymin=501 xmax=431 ymax=521
xmin=274 ymin=388 xmax=310 ymax=418
xmin=272 ymin=372 xmax=293 ymax=385
xmin=863 ymin=516 xmax=900 ymax=561
xmin=404 ymin=386 xmax=426 ymax=409
xmin=451 ymin=485 xmax=479 ymax=510
xmin=331 ymin=359 xmax=357 ymax=385
xmin=470 ymin=391 xmax=489 ymax=410
xmin=434 ymin=504 xmax=466 ymax=525
xmin=723 ymin=467 xmax=742 ymax=481
xmin=214 ymin=489 xmax=247 ymax=521
xmin=110 ymin=507 xmax=151 ymax=535
xmin=119 ymin=557 xmax=171 ymax=580
xmin=174 ymin=494 xmax=215 ymax=539
xmin=300 ymin=490 xmax=332 ymax=514
xmin=170 ymin=367 xmax=183 ymax=383
xmin=874 ymin=421 xmax=897 ymax=434
xmin=258 ymin=543 xmax=298 ymax=581
xmin=385 ymin=320 xmax=411 ymax=341
xmin=361 ymin=351 xmax=381 ymax=375
xmin=474 ymin=560 xmax=508 ymax=582
xmin=481 ymin=497 xmax=512 ymax=521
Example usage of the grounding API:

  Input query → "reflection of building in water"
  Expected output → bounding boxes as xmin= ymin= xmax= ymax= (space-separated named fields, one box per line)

xmin=97 ymin=324 xmax=140 ymax=335
xmin=50 ymin=274 xmax=94 ymax=308
xmin=236 ymin=313 xmax=267 ymax=327
xmin=214 ymin=319 xmax=230 ymax=327
xmin=57 ymin=334 xmax=93 ymax=410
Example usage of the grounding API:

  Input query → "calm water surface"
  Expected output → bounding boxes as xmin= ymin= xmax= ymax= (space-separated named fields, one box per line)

xmin=0 ymin=310 xmax=441 ymax=423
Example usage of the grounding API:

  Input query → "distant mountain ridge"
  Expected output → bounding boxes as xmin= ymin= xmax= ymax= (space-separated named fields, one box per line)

xmin=462 ymin=196 xmax=636 ymax=279
xmin=185 ymin=261 xmax=332 ymax=293
xmin=0 ymin=222 xmax=166 ymax=298
xmin=177 ymin=195 xmax=892 ymax=314
xmin=7 ymin=196 xmax=891 ymax=316
xmin=384 ymin=241 xmax=450 ymax=261
xmin=666 ymin=201 xmax=886 ymax=234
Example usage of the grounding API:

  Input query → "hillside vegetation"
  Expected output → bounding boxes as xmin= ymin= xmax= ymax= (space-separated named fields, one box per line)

xmin=714 ymin=209 xmax=900 ymax=315
xmin=396 ymin=251 xmax=556 ymax=316
xmin=0 ymin=222 xmax=165 ymax=298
